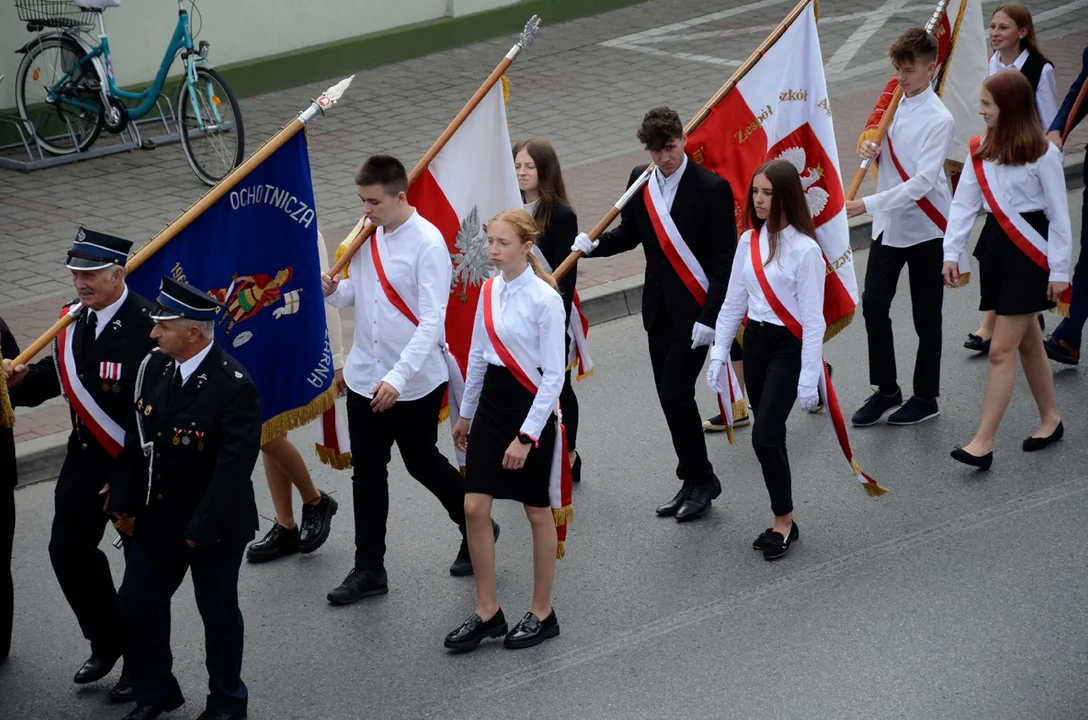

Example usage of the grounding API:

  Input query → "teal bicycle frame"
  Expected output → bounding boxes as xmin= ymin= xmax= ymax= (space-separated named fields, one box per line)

xmin=47 ymin=1 xmax=206 ymax=123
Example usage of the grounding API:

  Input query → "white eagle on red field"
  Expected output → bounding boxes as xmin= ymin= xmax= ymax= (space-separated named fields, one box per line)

xmin=775 ymin=146 xmax=829 ymax=219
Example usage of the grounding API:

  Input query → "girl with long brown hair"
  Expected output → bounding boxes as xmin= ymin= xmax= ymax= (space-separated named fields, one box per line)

xmin=513 ymin=138 xmax=585 ymax=482
xmin=446 ymin=209 xmax=567 ymax=651
xmin=943 ymin=70 xmax=1072 ymax=470
xmin=707 ymin=160 xmax=825 ymax=561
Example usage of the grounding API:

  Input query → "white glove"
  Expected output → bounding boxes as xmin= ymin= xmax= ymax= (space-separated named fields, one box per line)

xmin=572 ymin=232 xmax=598 ymax=255
xmin=691 ymin=322 xmax=715 ymax=349
xmin=797 ymin=385 xmax=819 ymax=413
xmin=706 ymin=359 xmax=725 ymax=394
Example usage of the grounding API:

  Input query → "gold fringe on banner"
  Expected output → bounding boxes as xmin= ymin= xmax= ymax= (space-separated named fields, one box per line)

xmin=334 ymin=242 xmax=351 ymax=279
xmin=735 ymin=325 xmax=745 ymax=350
xmin=823 ymin=309 xmax=855 ymax=342
xmin=564 ymin=359 xmax=577 ymax=373
xmin=0 ymin=380 xmax=13 ymax=429
xmin=260 ymin=385 xmax=339 ymax=446
xmin=1052 ymin=301 xmax=1071 ymax=319
xmin=725 ymin=426 xmax=736 ymax=445
xmin=576 ymin=368 xmax=595 ymax=382
xmin=944 ymin=159 xmax=964 ymax=177
xmin=957 ymin=271 xmax=971 ymax=288
xmin=113 ymin=516 xmax=135 ymax=536
xmin=438 ymin=405 xmax=450 ymax=423
xmin=556 ymin=540 xmax=566 ymax=559
xmin=315 ymin=443 xmax=352 ymax=470
xmin=863 ymin=481 xmax=889 ymax=497
xmin=553 ymin=505 xmax=573 ymax=527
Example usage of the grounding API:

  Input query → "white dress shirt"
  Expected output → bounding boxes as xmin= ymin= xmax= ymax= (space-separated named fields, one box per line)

xmin=175 ymin=340 xmax=214 ymax=385
xmin=324 ymin=210 xmax=451 ymax=400
xmin=459 ymin=266 xmax=566 ymax=440
xmin=86 ymin=284 xmax=129 ymax=338
xmin=862 ymin=86 xmax=955 ymax=247
xmin=711 ymin=225 xmax=826 ymax=388
xmin=654 ymin=154 xmax=688 ymax=212
xmin=943 ymin=142 xmax=1072 ymax=282
xmin=989 ymin=49 xmax=1058 ymax=130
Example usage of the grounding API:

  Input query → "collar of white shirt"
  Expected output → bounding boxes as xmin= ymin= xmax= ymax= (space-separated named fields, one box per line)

xmin=499 ymin=264 xmax=534 ymax=298
xmin=382 ymin=208 xmax=422 ymax=239
xmin=523 ymin=198 xmax=540 ymax=217
xmin=656 ymin=153 xmax=688 ymax=190
xmin=996 ymin=48 xmax=1029 ymax=71
xmin=899 ymin=85 xmax=935 ymax=112
xmin=87 ymin=284 xmax=129 ymax=337
xmin=175 ymin=340 xmax=214 ymax=385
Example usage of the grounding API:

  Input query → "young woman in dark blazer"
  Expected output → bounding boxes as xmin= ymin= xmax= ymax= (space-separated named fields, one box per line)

xmin=513 ymin=137 xmax=583 ymax=483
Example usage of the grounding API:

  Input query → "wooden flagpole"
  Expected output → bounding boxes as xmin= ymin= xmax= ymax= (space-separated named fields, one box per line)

xmin=843 ymin=0 xmax=951 ymax=201
xmin=327 ymin=15 xmax=542 ymax=278
xmin=1 ymin=75 xmax=356 ymax=426
xmin=551 ymin=0 xmax=817 ymax=283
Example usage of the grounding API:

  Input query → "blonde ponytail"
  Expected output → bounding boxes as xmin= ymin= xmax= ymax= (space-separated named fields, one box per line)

xmin=490 ymin=208 xmax=558 ymax=291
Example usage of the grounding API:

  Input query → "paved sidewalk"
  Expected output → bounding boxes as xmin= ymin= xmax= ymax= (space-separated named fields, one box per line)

xmin=3 ymin=0 xmax=1087 ymax=464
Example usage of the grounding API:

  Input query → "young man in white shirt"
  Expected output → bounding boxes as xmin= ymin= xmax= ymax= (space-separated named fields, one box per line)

xmin=845 ymin=28 xmax=954 ymax=427
xmin=322 ymin=156 xmax=493 ymax=605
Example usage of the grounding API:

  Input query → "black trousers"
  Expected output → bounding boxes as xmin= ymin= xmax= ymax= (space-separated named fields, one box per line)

xmin=50 ymin=457 xmax=125 ymax=660
xmin=346 ymin=383 xmax=467 ymax=572
xmin=1 ymin=480 xmax=13 ymax=662
xmin=743 ymin=322 xmax=801 ymax=517
xmin=560 ymin=370 xmax=579 ymax=452
xmin=120 ymin=539 xmax=247 ymax=715
xmin=647 ymin=312 xmax=714 ymax=486
xmin=862 ymin=235 xmax=944 ymax=399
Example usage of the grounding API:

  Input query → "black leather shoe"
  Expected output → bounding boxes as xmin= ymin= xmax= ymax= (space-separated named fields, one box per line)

xmin=109 ymin=674 xmax=135 ymax=703
xmin=298 ymin=491 xmax=338 ymax=554
xmin=752 ymin=528 xmax=774 ymax=550
xmin=245 ymin=523 xmax=299 ymax=564
xmin=444 ymin=609 xmax=508 ymax=652
xmin=950 ymin=445 xmax=993 ymax=470
xmin=73 ymin=653 xmax=120 ymax=684
xmin=964 ymin=333 xmax=991 ymax=353
xmin=121 ymin=699 xmax=183 ymax=720
xmin=571 ymin=452 xmax=582 ymax=483
xmin=1044 ymin=335 xmax=1080 ymax=365
xmin=762 ymin=522 xmax=799 ymax=561
xmin=675 ymin=475 xmax=722 ymax=522
xmin=504 ymin=609 xmax=559 ymax=649
xmin=195 ymin=710 xmax=247 ymax=720
xmin=449 ymin=520 xmax=500 ymax=576
xmin=1023 ymin=421 xmax=1064 ymax=452
xmin=655 ymin=485 xmax=690 ymax=517
xmin=327 ymin=568 xmax=388 ymax=605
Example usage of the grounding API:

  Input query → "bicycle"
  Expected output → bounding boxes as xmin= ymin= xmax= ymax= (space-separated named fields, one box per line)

xmin=13 ymin=0 xmax=245 ymax=185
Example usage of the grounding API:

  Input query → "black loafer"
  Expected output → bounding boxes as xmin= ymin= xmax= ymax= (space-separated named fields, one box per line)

xmin=1044 ymin=336 xmax=1080 ymax=365
xmin=762 ymin=522 xmax=798 ymax=561
xmin=752 ymin=528 xmax=774 ymax=550
xmin=1023 ymin=421 xmax=1064 ymax=452
xmin=73 ymin=652 xmax=120 ymax=684
xmin=449 ymin=520 xmax=500 ymax=577
xmin=109 ymin=674 xmax=135 ymax=703
xmin=950 ymin=445 xmax=993 ymax=470
xmin=655 ymin=485 xmax=690 ymax=517
xmin=444 ymin=610 xmax=508 ymax=652
xmin=675 ymin=475 xmax=722 ymax=522
xmin=964 ymin=333 xmax=991 ymax=353
xmin=504 ymin=610 xmax=559 ymax=649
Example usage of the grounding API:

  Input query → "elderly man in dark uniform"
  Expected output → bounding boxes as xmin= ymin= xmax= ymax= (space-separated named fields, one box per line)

xmin=4 ymin=227 xmax=157 ymax=701
xmin=1 ymin=314 xmax=19 ymax=664
xmin=108 ymin=276 xmax=261 ymax=720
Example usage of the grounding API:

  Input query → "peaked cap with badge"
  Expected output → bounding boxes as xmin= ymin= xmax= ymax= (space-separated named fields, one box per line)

xmin=65 ymin=226 xmax=132 ymax=271
xmin=150 ymin=276 xmax=225 ymax=322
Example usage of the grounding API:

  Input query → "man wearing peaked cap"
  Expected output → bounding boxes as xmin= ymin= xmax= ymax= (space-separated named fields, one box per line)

xmin=2 ymin=226 xmax=158 ymax=702
xmin=107 ymin=275 xmax=261 ymax=720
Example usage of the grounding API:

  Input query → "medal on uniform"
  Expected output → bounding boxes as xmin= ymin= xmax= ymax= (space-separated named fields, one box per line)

xmin=102 ymin=382 xmax=110 ymax=392
xmin=181 ymin=431 xmax=191 ymax=446
xmin=112 ymin=384 xmax=121 ymax=393
xmin=172 ymin=428 xmax=181 ymax=446
xmin=144 ymin=405 xmax=152 ymax=416
xmin=137 ymin=399 xmax=144 ymax=411
xmin=196 ymin=431 xmax=205 ymax=451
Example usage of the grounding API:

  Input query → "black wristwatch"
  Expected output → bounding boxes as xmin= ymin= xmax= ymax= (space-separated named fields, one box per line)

xmin=517 ymin=433 xmax=534 ymax=446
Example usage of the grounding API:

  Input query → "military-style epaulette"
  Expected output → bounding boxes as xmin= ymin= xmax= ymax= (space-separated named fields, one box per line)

xmin=218 ymin=358 xmax=247 ymax=382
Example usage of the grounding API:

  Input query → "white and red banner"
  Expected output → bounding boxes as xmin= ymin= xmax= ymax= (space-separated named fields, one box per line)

xmin=936 ymin=0 xmax=989 ymax=166
xmin=685 ymin=2 xmax=858 ymax=338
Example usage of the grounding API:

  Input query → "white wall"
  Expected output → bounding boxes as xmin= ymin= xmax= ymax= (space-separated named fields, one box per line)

xmin=0 ymin=0 xmax=518 ymax=110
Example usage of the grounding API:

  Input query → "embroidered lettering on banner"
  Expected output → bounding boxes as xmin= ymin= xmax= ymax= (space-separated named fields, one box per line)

xmin=170 ymin=261 xmax=188 ymax=284
xmin=825 ymin=247 xmax=852 ymax=275
xmin=778 ymin=89 xmax=808 ymax=103
xmin=229 ymin=183 xmax=316 ymax=228
xmin=817 ymin=98 xmax=832 ymax=118
xmin=734 ymin=105 xmax=773 ymax=146
xmin=307 ymin=335 xmax=333 ymax=389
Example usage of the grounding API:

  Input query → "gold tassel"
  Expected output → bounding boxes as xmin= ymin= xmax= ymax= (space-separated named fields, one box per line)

xmin=459 ymin=465 xmax=466 ymax=478
xmin=314 ymin=443 xmax=352 ymax=470
xmin=733 ymin=400 xmax=748 ymax=421
xmin=501 ymin=75 xmax=510 ymax=105
xmin=334 ymin=242 xmax=351 ymax=279
xmin=0 ymin=380 xmax=14 ymax=430
xmin=944 ymin=159 xmax=964 ymax=177
xmin=260 ymin=385 xmax=338 ymax=446
xmin=957 ymin=271 xmax=971 ymax=288
xmin=437 ymin=405 xmax=450 ymax=423
xmin=823 ymin=310 xmax=855 ymax=342
xmin=1051 ymin=302 xmax=1071 ymax=319
xmin=564 ymin=358 xmax=577 ymax=373
xmin=734 ymin=325 xmax=745 ymax=350
xmin=813 ymin=0 xmax=819 ymax=21
xmin=863 ymin=482 xmax=890 ymax=497
xmin=112 ymin=516 xmax=134 ymax=536
xmin=552 ymin=505 xmax=573 ymax=527
xmin=575 ymin=368 xmax=595 ymax=382
xmin=725 ymin=426 xmax=736 ymax=445
xmin=556 ymin=540 xmax=565 ymax=559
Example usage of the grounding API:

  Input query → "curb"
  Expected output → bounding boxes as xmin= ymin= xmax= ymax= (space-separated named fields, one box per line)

xmin=12 ymin=154 xmax=1085 ymax=489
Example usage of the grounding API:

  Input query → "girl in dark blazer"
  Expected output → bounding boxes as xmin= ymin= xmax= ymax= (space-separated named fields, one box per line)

xmin=513 ymin=137 xmax=583 ymax=483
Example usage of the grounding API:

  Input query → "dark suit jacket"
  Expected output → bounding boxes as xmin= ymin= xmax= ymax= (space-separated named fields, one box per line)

xmin=593 ymin=162 xmax=736 ymax=333
xmin=111 ymin=343 xmax=261 ymax=554
xmin=535 ymin=202 xmax=579 ymax=322
xmin=1050 ymin=46 xmax=1088 ymax=145
xmin=0 ymin=317 xmax=18 ymax=489
xmin=9 ymin=291 xmax=157 ymax=492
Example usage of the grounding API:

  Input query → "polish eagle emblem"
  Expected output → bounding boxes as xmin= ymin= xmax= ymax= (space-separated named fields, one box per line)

xmin=450 ymin=205 xmax=494 ymax=302
xmin=775 ymin=146 xmax=830 ymax=219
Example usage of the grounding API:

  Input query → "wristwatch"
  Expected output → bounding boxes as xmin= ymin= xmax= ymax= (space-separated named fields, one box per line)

xmin=517 ymin=433 xmax=534 ymax=446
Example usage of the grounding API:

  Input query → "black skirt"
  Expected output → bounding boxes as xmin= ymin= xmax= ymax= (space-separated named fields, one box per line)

xmin=973 ymin=211 xmax=1054 ymax=316
xmin=465 ymin=364 xmax=556 ymax=508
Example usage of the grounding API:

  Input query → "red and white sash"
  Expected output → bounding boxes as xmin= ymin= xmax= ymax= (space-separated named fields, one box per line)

xmin=748 ymin=228 xmax=885 ymax=496
xmin=482 ymin=277 xmax=573 ymax=556
xmin=370 ymin=227 xmax=468 ymax=464
xmin=55 ymin=305 xmax=124 ymax=457
xmin=529 ymin=246 xmax=594 ymax=380
xmin=970 ymin=136 xmax=1050 ymax=271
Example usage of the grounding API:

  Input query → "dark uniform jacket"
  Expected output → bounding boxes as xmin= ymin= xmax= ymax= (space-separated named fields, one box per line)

xmin=9 ymin=292 xmax=157 ymax=493
xmin=110 ymin=342 xmax=261 ymax=554
xmin=1 ymin=317 xmax=18 ymax=488
xmin=535 ymin=202 xmax=579 ymax=323
xmin=593 ymin=162 xmax=736 ymax=333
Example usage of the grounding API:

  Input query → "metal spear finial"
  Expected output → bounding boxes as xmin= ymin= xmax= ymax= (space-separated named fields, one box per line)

xmin=519 ymin=15 xmax=541 ymax=48
xmin=317 ymin=75 xmax=355 ymax=112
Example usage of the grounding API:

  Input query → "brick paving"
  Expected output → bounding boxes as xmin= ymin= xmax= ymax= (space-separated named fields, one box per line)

xmin=2 ymin=0 xmax=1087 ymax=443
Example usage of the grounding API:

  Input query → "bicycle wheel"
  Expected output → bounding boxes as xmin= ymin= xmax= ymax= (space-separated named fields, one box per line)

xmin=15 ymin=35 xmax=104 ymax=155
xmin=177 ymin=66 xmax=245 ymax=186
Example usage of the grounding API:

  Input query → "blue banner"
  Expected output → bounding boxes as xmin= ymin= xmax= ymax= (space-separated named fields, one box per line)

xmin=129 ymin=131 xmax=334 ymax=436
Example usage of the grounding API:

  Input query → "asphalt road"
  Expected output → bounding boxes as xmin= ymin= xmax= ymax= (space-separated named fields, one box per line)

xmin=3 ymin=187 xmax=1087 ymax=719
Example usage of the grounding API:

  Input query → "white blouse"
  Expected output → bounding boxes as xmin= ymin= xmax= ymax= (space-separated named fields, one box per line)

xmin=989 ymin=49 xmax=1058 ymax=131
xmin=459 ymin=265 xmax=566 ymax=439
xmin=942 ymin=142 xmax=1072 ymax=282
xmin=711 ymin=225 xmax=826 ymax=388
